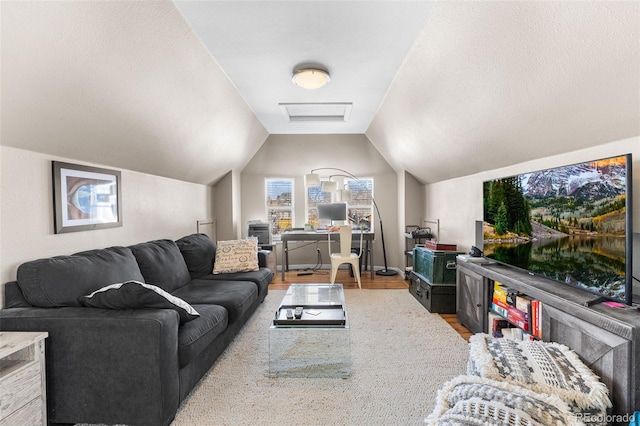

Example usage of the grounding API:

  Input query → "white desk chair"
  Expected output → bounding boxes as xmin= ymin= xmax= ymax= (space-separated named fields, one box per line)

xmin=328 ymin=225 xmax=364 ymax=289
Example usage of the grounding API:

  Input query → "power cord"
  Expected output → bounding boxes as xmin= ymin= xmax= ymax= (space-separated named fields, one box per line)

xmin=311 ymin=245 xmax=322 ymax=270
xmin=291 ymin=242 xmax=331 ymax=276
xmin=312 ymin=246 xmax=329 ymax=274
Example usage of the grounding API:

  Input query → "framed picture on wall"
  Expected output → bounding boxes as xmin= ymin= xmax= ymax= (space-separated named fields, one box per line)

xmin=52 ymin=161 xmax=122 ymax=233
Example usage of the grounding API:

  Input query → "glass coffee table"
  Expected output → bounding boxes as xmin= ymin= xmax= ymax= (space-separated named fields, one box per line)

xmin=269 ymin=283 xmax=351 ymax=378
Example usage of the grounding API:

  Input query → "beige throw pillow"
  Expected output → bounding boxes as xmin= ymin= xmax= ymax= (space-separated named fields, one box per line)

xmin=212 ymin=238 xmax=259 ymax=274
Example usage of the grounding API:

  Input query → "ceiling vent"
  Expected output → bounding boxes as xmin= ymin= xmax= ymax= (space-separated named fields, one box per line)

xmin=279 ymin=102 xmax=353 ymax=122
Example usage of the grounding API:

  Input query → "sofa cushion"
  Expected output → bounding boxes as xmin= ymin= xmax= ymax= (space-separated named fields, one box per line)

xmin=425 ymin=375 xmax=580 ymax=426
xmin=198 ymin=268 xmax=272 ymax=301
xmin=171 ymin=279 xmax=258 ymax=324
xmin=16 ymin=246 xmax=144 ymax=308
xmin=79 ymin=281 xmax=200 ymax=324
xmin=175 ymin=233 xmax=216 ymax=280
xmin=468 ymin=333 xmax=611 ymax=419
xmin=129 ymin=240 xmax=191 ymax=293
xmin=199 ymin=268 xmax=272 ymax=286
xmin=177 ymin=304 xmax=228 ymax=367
xmin=212 ymin=239 xmax=259 ymax=274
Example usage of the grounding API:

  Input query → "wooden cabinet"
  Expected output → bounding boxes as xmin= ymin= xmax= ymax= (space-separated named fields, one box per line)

xmin=456 ymin=258 xmax=640 ymax=417
xmin=0 ymin=332 xmax=48 ymax=426
xmin=542 ymin=304 xmax=633 ymax=414
xmin=456 ymin=263 xmax=488 ymax=334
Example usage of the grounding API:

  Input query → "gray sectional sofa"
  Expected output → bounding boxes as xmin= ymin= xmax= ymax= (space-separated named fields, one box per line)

xmin=0 ymin=233 xmax=273 ymax=426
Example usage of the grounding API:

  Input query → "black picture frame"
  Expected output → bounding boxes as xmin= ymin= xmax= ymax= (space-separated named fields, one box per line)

xmin=52 ymin=161 xmax=122 ymax=233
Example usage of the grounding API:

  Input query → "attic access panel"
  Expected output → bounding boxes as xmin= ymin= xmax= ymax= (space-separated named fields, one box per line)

xmin=279 ymin=102 xmax=353 ymax=122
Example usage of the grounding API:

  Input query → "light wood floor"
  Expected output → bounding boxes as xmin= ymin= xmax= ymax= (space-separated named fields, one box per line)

xmin=269 ymin=268 xmax=472 ymax=341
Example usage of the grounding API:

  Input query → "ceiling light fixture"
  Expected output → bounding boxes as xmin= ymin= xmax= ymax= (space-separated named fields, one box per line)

xmin=292 ymin=68 xmax=331 ymax=89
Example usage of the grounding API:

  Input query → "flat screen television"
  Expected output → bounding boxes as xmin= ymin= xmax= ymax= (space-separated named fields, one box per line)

xmin=482 ymin=153 xmax=633 ymax=304
xmin=318 ymin=203 xmax=347 ymax=221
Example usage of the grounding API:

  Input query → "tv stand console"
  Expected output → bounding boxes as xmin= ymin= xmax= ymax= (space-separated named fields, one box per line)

xmin=456 ymin=257 xmax=639 ymax=417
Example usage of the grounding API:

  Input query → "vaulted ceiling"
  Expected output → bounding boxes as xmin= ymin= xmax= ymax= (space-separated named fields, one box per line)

xmin=1 ymin=1 xmax=639 ymax=185
xmin=173 ymin=1 xmax=435 ymax=135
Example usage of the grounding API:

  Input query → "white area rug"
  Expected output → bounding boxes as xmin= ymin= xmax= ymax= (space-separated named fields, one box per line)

xmin=172 ymin=289 xmax=469 ymax=425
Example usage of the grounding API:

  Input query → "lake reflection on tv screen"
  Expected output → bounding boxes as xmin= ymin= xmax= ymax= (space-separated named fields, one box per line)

xmin=484 ymin=235 xmax=626 ymax=301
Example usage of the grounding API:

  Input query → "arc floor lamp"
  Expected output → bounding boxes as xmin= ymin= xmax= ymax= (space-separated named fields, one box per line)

xmin=304 ymin=168 xmax=398 ymax=276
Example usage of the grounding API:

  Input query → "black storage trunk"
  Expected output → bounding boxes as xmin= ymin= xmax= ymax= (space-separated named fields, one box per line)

xmin=408 ymin=271 xmax=456 ymax=314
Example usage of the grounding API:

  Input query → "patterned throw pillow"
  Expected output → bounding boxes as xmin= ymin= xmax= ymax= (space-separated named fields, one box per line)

xmin=468 ymin=333 xmax=611 ymax=425
xmin=212 ymin=238 xmax=259 ymax=274
xmin=425 ymin=375 xmax=582 ymax=426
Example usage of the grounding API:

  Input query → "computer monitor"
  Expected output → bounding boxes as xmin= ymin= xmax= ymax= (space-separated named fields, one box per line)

xmin=317 ymin=203 xmax=347 ymax=221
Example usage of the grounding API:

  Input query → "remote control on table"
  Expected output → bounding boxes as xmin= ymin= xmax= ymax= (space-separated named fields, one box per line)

xmin=294 ymin=306 xmax=303 ymax=319
xmin=286 ymin=309 xmax=293 ymax=319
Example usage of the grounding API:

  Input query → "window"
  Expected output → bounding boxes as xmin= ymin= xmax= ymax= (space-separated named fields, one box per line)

xmin=265 ymin=178 xmax=294 ymax=240
xmin=305 ymin=176 xmax=374 ymax=230
xmin=346 ymin=178 xmax=374 ymax=230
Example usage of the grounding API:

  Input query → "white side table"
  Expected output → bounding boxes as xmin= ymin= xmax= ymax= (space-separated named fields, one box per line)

xmin=0 ymin=331 xmax=48 ymax=426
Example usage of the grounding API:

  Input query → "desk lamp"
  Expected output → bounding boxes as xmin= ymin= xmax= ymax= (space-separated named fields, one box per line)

xmin=304 ymin=168 xmax=398 ymax=276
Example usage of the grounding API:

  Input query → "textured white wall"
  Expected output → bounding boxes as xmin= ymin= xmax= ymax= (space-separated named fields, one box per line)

xmin=400 ymin=171 xmax=426 ymax=270
xmin=0 ymin=146 xmax=212 ymax=306
xmin=403 ymin=171 xmax=425 ymax=229
xmin=212 ymin=170 xmax=243 ymax=242
xmin=1 ymin=1 xmax=268 ymax=185
xmin=367 ymin=1 xmax=640 ymax=184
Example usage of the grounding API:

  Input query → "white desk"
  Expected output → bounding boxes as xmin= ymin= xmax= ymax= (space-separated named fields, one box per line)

xmin=281 ymin=230 xmax=375 ymax=280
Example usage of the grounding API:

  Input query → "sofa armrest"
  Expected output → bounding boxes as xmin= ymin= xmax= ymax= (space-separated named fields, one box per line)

xmin=0 ymin=306 xmax=180 ymax=426
xmin=258 ymin=250 xmax=269 ymax=268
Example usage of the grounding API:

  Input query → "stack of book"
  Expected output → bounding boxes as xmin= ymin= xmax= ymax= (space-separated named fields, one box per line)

xmin=490 ymin=281 xmax=542 ymax=340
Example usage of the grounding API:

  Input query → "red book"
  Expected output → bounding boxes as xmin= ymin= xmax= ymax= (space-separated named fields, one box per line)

xmin=531 ymin=300 xmax=538 ymax=338
xmin=508 ymin=307 xmax=529 ymax=331
xmin=507 ymin=306 xmax=528 ymax=322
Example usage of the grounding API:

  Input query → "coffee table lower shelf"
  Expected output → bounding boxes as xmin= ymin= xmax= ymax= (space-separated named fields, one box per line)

xmin=268 ymin=326 xmax=351 ymax=378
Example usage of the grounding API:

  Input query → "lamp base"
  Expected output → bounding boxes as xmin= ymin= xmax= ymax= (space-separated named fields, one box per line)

xmin=376 ymin=269 xmax=399 ymax=276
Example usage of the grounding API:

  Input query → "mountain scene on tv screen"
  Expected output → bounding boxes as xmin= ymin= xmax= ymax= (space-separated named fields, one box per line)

xmin=483 ymin=156 xmax=627 ymax=300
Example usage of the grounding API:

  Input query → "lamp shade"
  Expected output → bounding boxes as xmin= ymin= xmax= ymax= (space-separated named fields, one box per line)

xmin=304 ymin=173 xmax=320 ymax=187
xmin=321 ymin=180 xmax=338 ymax=192
xmin=337 ymin=189 xmax=352 ymax=202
